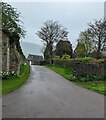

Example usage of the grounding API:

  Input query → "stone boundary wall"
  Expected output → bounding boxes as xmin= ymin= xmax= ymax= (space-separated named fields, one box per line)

xmin=72 ymin=63 xmax=104 ymax=77
xmin=2 ymin=31 xmax=9 ymax=72
xmin=53 ymin=60 xmax=104 ymax=77
xmin=0 ymin=30 xmax=2 ymax=73
xmin=1 ymin=30 xmax=22 ymax=74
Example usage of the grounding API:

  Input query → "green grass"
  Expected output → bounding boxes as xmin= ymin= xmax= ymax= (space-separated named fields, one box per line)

xmin=76 ymin=81 xmax=105 ymax=95
xmin=46 ymin=65 xmax=105 ymax=95
xmin=2 ymin=64 xmax=30 ymax=95
xmin=0 ymin=80 xmax=2 ymax=95
xmin=47 ymin=65 xmax=73 ymax=80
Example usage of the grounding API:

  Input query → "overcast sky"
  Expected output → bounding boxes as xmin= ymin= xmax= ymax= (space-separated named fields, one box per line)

xmin=9 ymin=2 xmax=104 ymax=48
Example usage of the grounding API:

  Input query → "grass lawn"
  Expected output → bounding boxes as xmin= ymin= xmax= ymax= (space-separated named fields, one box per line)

xmin=47 ymin=65 xmax=105 ymax=95
xmin=2 ymin=64 xmax=30 ymax=95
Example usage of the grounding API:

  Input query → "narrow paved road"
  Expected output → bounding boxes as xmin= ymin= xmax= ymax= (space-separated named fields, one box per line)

xmin=3 ymin=65 xmax=104 ymax=118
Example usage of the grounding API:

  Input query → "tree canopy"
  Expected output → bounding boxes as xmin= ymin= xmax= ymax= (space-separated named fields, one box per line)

xmin=87 ymin=19 xmax=106 ymax=59
xmin=74 ymin=40 xmax=86 ymax=57
xmin=1 ymin=2 xmax=25 ymax=41
xmin=1 ymin=2 xmax=26 ymax=59
xmin=36 ymin=20 xmax=68 ymax=45
xmin=36 ymin=20 xmax=68 ymax=63
xmin=76 ymin=19 xmax=106 ymax=59
xmin=77 ymin=30 xmax=96 ymax=56
xmin=56 ymin=40 xmax=73 ymax=58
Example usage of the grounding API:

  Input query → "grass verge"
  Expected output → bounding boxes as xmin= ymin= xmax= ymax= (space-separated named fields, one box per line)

xmin=2 ymin=64 xmax=30 ymax=95
xmin=46 ymin=65 xmax=105 ymax=95
xmin=47 ymin=65 xmax=73 ymax=80
xmin=0 ymin=80 xmax=1 ymax=95
xmin=76 ymin=81 xmax=105 ymax=95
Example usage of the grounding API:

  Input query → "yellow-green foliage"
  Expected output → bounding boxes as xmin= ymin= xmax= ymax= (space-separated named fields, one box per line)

xmin=54 ymin=57 xmax=104 ymax=66
xmin=62 ymin=53 xmax=70 ymax=60
xmin=74 ymin=41 xmax=86 ymax=57
xmin=77 ymin=57 xmax=95 ymax=63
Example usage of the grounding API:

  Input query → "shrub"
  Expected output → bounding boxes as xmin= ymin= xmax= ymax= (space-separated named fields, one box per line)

xmin=1 ymin=64 xmax=30 ymax=80
xmin=53 ymin=59 xmax=73 ymax=68
xmin=90 ymin=58 xmax=104 ymax=64
xmin=77 ymin=57 xmax=95 ymax=63
xmin=62 ymin=53 xmax=71 ymax=60
xmin=0 ymin=71 xmax=17 ymax=80
xmin=53 ymin=57 xmax=104 ymax=68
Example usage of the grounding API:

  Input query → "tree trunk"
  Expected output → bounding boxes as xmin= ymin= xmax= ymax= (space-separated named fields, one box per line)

xmin=97 ymin=38 xmax=101 ymax=59
xmin=49 ymin=44 xmax=53 ymax=65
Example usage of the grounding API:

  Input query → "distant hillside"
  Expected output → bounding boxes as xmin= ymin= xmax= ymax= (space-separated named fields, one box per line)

xmin=20 ymin=42 xmax=43 ymax=58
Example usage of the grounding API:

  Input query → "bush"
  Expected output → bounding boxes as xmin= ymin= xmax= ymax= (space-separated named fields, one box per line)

xmin=89 ymin=58 xmax=104 ymax=64
xmin=53 ymin=59 xmax=73 ymax=68
xmin=53 ymin=57 xmax=104 ymax=68
xmin=1 ymin=64 xmax=30 ymax=80
xmin=0 ymin=71 xmax=17 ymax=80
xmin=77 ymin=57 xmax=95 ymax=63
xmin=62 ymin=54 xmax=71 ymax=60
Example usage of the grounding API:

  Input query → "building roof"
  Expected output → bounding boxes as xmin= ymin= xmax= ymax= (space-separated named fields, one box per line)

xmin=27 ymin=54 xmax=43 ymax=61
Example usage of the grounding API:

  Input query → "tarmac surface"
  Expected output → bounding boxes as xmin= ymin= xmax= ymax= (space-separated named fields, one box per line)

xmin=2 ymin=65 xmax=104 ymax=118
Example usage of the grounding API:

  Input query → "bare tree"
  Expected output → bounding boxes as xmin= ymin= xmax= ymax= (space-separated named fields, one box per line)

xmin=36 ymin=20 xmax=68 ymax=64
xmin=87 ymin=19 xmax=106 ymax=59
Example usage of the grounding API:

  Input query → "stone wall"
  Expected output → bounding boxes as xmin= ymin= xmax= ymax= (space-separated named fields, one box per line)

xmin=53 ymin=59 xmax=104 ymax=77
xmin=2 ymin=31 xmax=10 ymax=72
xmin=0 ymin=30 xmax=2 ymax=73
xmin=72 ymin=63 xmax=104 ymax=77
xmin=9 ymin=44 xmax=19 ymax=73
xmin=1 ymin=30 xmax=22 ymax=74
